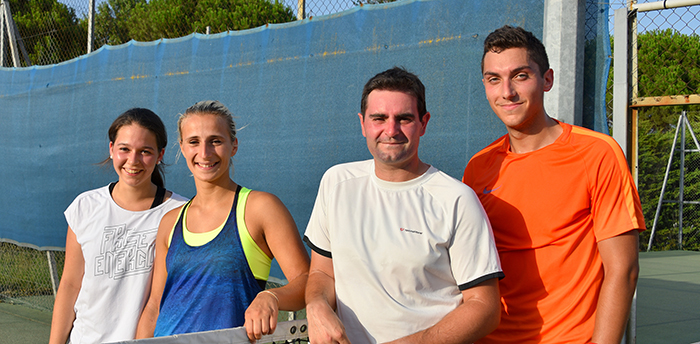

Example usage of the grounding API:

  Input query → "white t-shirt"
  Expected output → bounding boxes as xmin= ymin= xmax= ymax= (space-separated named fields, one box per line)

xmin=64 ymin=185 xmax=187 ymax=344
xmin=304 ymin=160 xmax=503 ymax=343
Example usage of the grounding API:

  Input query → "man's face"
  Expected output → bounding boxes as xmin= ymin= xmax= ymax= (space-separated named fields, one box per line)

xmin=359 ymin=89 xmax=429 ymax=170
xmin=482 ymin=47 xmax=553 ymax=132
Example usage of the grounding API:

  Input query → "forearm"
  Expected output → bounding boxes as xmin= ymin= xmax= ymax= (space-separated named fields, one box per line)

xmin=265 ymin=272 xmax=308 ymax=311
xmin=306 ymin=270 xmax=336 ymax=310
xmin=135 ymin=300 xmax=159 ymax=338
xmin=48 ymin=284 xmax=80 ymax=344
xmin=592 ymin=269 xmax=638 ymax=343
xmin=593 ymin=231 xmax=640 ymax=344
xmin=385 ymin=281 xmax=500 ymax=344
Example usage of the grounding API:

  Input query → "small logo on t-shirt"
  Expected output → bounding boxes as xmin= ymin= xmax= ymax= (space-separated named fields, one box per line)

xmin=400 ymin=227 xmax=423 ymax=235
xmin=483 ymin=186 xmax=501 ymax=194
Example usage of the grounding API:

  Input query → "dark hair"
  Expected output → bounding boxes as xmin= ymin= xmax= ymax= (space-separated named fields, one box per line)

xmin=106 ymin=108 xmax=168 ymax=188
xmin=360 ymin=67 xmax=427 ymax=120
xmin=178 ymin=100 xmax=237 ymax=144
xmin=481 ymin=25 xmax=550 ymax=76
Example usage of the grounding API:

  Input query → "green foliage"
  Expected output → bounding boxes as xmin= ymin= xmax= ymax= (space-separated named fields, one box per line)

xmin=637 ymin=114 xmax=700 ymax=251
xmin=94 ymin=0 xmax=147 ymax=46
xmin=610 ymin=29 xmax=700 ymax=251
xmin=94 ymin=0 xmax=296 ymax=46
xmin=637 ymin=29 xmax=700 ymax=133
xmin=7 ymin=0 xmax=86 ymax=65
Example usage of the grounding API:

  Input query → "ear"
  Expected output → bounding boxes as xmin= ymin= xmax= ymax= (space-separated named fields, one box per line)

xmin=158 ymin=148 xmax=165 ymax=163
xmin=543 ymin=68 xmax=554 ymax=92
xmin=420 ymin=112 xmax=431 ymax=136
xmin=358 ymin=113 xmax=367 ymax=137
xmin=231 ymin=137 xmax=239 ymax=157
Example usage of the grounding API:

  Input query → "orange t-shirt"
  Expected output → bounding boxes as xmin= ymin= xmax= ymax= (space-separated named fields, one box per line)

xmin=463 ymin=121 xmax=645 ymax=344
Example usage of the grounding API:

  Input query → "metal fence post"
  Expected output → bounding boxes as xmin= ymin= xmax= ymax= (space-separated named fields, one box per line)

xmin=297 ymin=0 xmax=305 ymax=20
xmin=47 ymin=250 xmax=60 ymax=296
xmin=0 ymin=2 xmax=5 ymax=67
xmin=87 ymin=0 xmax=95 ymax=53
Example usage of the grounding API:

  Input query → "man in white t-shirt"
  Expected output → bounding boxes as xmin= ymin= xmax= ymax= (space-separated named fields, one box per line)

xmin=304 ymin=67 xmax=504 ymax=344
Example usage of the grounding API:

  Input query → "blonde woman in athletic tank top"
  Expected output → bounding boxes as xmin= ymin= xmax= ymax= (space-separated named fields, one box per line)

xmin=136 ymin=100 xmax=309 ymax=342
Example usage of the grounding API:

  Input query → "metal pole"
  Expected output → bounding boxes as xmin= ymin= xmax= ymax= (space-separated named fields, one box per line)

xmin=0 ymin=3 xmax=5 ymax=67
xmin=679 ymin=111 xmax=686 ymax=249
xmin=297 ymin=0 xmax=305 ymax=20
xmin=47 ymin=251 xmax=60 ymax=296
xmin=613 ymin=8 xmax=629 ymax=156
xmin=648 ymin=114 xmax=684 ymax=250
xmin=633 ymin=0 xmax=700 ymax=12
xmin=87 ymin=0 xmax=95 ymax=53
xmin=1 ymin=0 xmax=20 ymax=67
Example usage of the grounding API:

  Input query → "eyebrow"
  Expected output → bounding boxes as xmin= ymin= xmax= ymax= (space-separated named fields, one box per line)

xmin=483 ymin=65 xmax=532 ymax=77
xmin=116 ymin=142 xmax=156 ymax=150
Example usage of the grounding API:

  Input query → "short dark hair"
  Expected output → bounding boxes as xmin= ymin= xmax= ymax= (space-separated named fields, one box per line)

xmin=482 ymin=25 xmax=549 ymax=76
xmin=360 ymin=67 xmax=427 ymax=120
xmin=107 ymin=108 xmax=168 ymax=188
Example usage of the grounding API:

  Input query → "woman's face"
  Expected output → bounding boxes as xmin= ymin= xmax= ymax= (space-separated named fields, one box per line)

xmin=109 ymin=124 xmax=163 ymax=189
xmin=179 ymin=113 xmax=238 ymax=184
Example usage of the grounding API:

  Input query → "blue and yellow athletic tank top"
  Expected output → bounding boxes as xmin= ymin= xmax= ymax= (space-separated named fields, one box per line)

xmin=154 ymin=186 xmax=264 ymax=336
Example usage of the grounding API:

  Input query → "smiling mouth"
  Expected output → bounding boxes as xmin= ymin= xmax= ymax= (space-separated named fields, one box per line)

xmin=498 ymin=102 xmax=522 ymax=109
xmin=124 ymin=168 xmax=142 ymax=175
xmin=196 ymin=162 xmax=219 ymax=168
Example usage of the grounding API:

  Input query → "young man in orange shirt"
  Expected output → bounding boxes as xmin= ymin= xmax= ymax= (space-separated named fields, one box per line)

xmin=463 ymin=25 xmax=646 ymax=344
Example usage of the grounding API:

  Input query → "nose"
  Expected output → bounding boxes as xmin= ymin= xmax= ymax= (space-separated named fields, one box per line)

xmin=200 ymin=142 xmax=213 ymax=158
xmin=384 ymin=117 xmax=401 ymax=138
xmin=502 ymin=79 xmax=517 ymax=99
xmin=126 ymin=150 xmax=140 ymax=164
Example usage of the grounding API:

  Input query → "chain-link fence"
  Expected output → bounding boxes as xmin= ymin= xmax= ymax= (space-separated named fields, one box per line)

xmin=0 ymin=0 xmax=371 ymax=67
xmin=0 ymin=242 xmax=62 ymax=311
xmin=642 ymin=111 xmax=700 ymax=251
xmin=607 ymin=1 xmax=700 ymax=251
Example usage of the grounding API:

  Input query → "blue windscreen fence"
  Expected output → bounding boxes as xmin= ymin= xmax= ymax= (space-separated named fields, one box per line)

xmin=0 ymin=0 xmax=613 ymax=278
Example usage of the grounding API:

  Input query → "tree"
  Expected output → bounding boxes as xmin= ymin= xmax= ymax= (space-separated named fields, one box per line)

xmin=636 ymin=29 xmax=700 ymax=133
xmin=93 ymin=0 xmax=296 ymax=48
xmin=619 ymin=29 xmax=700 ymax=251
xmin=93 ymin=0 xmax=146 ymax=47
xmin=6 ymin=0 xmax=86 ymax=66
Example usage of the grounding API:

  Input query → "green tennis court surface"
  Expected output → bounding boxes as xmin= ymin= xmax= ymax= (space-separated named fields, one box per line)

xmin=1 ymin=251 xmax=698 ymax=343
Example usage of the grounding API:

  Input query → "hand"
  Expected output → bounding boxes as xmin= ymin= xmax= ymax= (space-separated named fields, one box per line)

xmin=306 ymin=300 xmax=351 ymax=344
xmin=244 ymin=290 xmax=280 ymax=342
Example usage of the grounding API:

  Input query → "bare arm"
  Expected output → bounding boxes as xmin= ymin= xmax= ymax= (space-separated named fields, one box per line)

xmin=243 ymin=191 xmax=310 ymax=341
xmin=382 ymin=278 xmax=501 ymax=344
xmin=592 ymin=230 xmax=640 ymax=344
xmin=305 ymin=251 xmax=351 ymax=344
xmin=49 ymin=227 xmax=84 ymax=344
xmin=135 ymin=208 xmax=179 ymax=338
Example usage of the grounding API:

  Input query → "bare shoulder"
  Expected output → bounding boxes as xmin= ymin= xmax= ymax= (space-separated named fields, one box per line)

xmin=157 ymin=205 xmax=184 ymax=237
xmin=245 ymin=190 xmax=288 ymax=213
xmin=245 ymin=190 xmax=296 ymax=233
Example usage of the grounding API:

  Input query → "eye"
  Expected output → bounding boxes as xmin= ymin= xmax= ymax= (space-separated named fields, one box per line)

xmin=515 ymin=73 xmax=528 ymax=80
xmin=141 ymin=150 xmax=153 ymax=155
xmin=119 ymin=147 xmax=130 ymax=152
